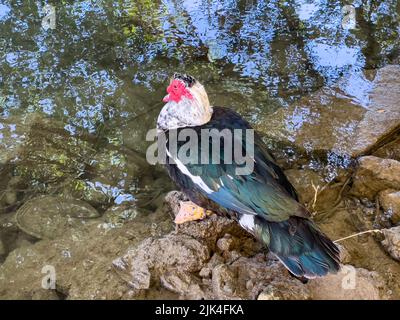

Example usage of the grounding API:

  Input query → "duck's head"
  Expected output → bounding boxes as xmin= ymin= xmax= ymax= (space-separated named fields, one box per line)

xmin=157 ymin=73 xmax=212 ymax=131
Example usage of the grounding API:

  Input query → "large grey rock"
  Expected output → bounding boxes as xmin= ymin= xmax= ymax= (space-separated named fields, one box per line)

xmin=262 ymin=65 xmax=400 ymax=158
xmin=351 ymin=156 xmax=400 ymax=200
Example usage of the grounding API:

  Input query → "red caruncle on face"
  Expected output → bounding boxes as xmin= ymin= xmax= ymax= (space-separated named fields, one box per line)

xmin=163 ymin=79 xmax=193 ymax=103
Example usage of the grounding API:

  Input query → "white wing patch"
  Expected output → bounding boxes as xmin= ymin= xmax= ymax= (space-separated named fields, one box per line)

xmin=166 ymin=149 xmax=214 ymax=194
xmin=239 ymin=214 xmax=255 ymax=232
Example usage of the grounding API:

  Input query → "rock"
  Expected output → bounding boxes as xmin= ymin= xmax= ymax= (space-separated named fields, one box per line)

xmin=4 ymin=113 xmax=148 ymax=211
xmin=216 ymin=234 xmax=235 ymax=252
xmin=211 ymin=255 xmax=311 ymax=300
xmin=262 ymin=87 xmax=364 ymax=157
xmin=15 ymin=196 xmax=100 ymax=240
xmin=199 ymin=267 xmax=212 ymax=278
xmin=351 ymin=156 xmax=400 ymax=200
xmin=59 ymin=179 xmax=111 ymax=208
xmin=4 ymin=191 xmax=17 ymax=206
xmin=373 ymin=136 xmax=400 ymax=162
xmin=89 ymin=150 xmax=141 ymax=188
xmin=163 ymin=191 xmax=256 ymax=251
xmin=2 ymin=185 xmax=399 ymax=300
xmin=0 ymin=208 xmax=173 ymax=299
xmin=345 ymin=197 xmax=378 ymax=231
xmin=160 ymin=271 xmax=205 ymax=300
xmin=308 ymin=265 xmax=388 ymax=300
xmin=112 ymin=233 xmax=210 ymax=290
xmin=262 ymin=65 xmax=400 ymax=159
xmin=381 ymin=227 xmax=400 ymax=261
xmin=257 ymin=287 xmax=283 ymax=300
xmin=11 ymin=114 xmax=95 ymax=184
xmin=102 ymin=204 xmax=141 ymax=229
xmin=163 ymin=191 xmax=189 ymax=217
xmin=178 ymin=211 xmax=260 ymax=253
xmin=0 ymin=211 xmax=38 ymax=262
xmin=199 ymin=253 xmax=224 ymax=279
xmin=285 ymin=169 xmax=325 ymax=206
xmin=257 ymin=284 xmax=309 ymax=300
xmin=113 ymin=191 xmax=311 ymax=300
xmin=211 ymin=264 xmax=237 ymax=298
xmin=379 ymin=190 xmax=400 ymax=225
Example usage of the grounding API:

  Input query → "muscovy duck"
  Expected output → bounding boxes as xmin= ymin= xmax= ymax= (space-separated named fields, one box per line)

xmin=157 ymin=73 xmax=340 ymax=279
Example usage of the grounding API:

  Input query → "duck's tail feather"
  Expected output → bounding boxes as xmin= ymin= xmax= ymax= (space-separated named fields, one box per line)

xmin=254 ymin=216 xmax=341 ymax=279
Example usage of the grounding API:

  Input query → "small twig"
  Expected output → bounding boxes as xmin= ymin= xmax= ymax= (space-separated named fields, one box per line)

xmin=310 ymin=182 xmax=320 ymax=211
xmin=309 ymin=179 xmax=336 ymax=215
xmin=334 ymin=229 xmax=383 ymax=243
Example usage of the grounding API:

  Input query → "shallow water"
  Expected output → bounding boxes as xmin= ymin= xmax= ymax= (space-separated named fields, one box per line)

xmin=0 ymin=1 xmax=399 ymax=262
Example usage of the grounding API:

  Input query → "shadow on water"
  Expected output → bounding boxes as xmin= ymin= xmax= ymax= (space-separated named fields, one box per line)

xmin=0 ymin=0 xmax=399 ymax=262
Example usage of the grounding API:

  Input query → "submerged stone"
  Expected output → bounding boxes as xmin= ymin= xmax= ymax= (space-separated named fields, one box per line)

xmin=15 ymin=196 xmax=100 ymax=240
xmin=262 ymin=65 xmax=400 ymax=159
xmin=102 ymin=204 xmax=141 ymax=228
